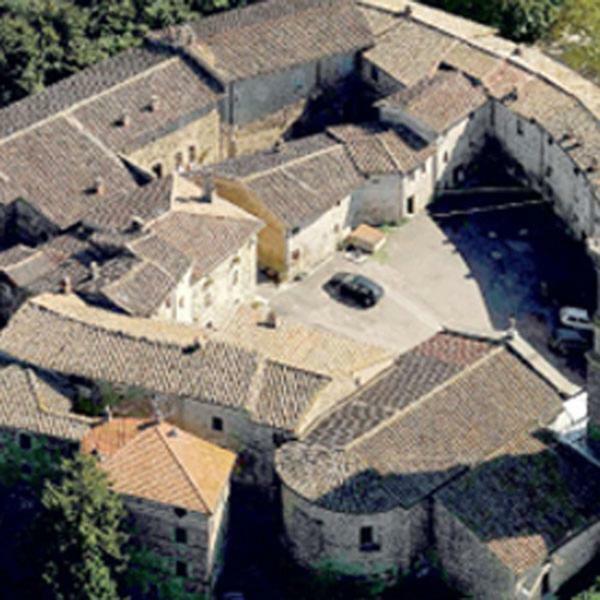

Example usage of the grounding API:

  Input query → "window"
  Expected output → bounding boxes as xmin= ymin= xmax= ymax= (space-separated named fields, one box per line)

xmin=443 ymin=151 xmax=449 ymax=163
xmin=359 ymin=526 xmax=380 ymax=552
xmin=516 ymin=120 xmax=524 ymax=135
xmin=152 ymin=163 xmax=163 ymax=178
xmin=175 ymin=152 xmax=184 ymax=170
xmin=333 ymin=224 xmax=340 ymax=233
xmin=19 ymin=433 xmax=31 ymax=451
xmin=175 ymin=527 xmax=187 ymax=544
xmin=548 ymin=136 xmax=554 ymax=145
xmin=204 ymin=293 xmax=212 ymax=308
xmin=178 ymin=297 xmax=185 ymax=308
xmin=370 ymin=64 xmax=379 ymax=83
xmin=174 ymin=507 xmax=187 ymax=519
xmin=406 ymin=196 xmax=415 ymax=216
xmin=189 ymin=145 xmax=197 ymax=164
xmin=421 ymin=164 xmax=427 ymax=174
xmin=175 ymin=561 xmax=188 ymax=578
xmin=232 ymin=271 xmax=239 ymax=286
xmin=468 ymin=111 xmax=475 ymax=120
xmin=291 ymin=249 xmax=301 ymax=261
xmin=574 ymin=167 xmax=581 ymax=176
xmin=291 ymin=226 xmax=300 ymax=235
xmin=409 ymin=171 xmax=415 ymax=182
xmin=165 ymin=297 xmax=172 ymax=309
xmin=546 ymin=166 xmax=553 ymax=178
xmin=212 ymin=417 xmax=223 ymax=431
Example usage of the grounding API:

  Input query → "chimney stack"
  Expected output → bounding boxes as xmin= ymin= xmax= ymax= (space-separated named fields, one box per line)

xmin=90 ymin=261 xmax=101 ymax=281
xmin=149 ymin=94 xmax=160 ymax=113
xmin=61 ymin=275 xmax=72 ymax=294
xmin=202 ymin=174 xmax=215 ymax=202
xmin=93 ymin=177 xmax=106 ymax=196
xmin=118 ymin=111 xmax=131 ymax=128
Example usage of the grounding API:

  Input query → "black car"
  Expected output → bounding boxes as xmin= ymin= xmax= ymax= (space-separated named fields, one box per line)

xmin=549 ymin=327 xmax=592 ymax=356
xmin=325 ymin=272 xmax=384 ymax=308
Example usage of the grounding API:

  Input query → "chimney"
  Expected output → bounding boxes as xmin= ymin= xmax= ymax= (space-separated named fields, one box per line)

xmin=265 ymin=309 xmax=277 ymax=329
xmin=61 ymin=275 xmax=72 ymax=294
xmin=149 ymin=94 xmax=160 ymax=113
xmin=93 ymin=177 xmax=106 ymax=196
xmin=129 ymin=215 xmax=145 ymax=232
xmin=404 ymin=5 xmax=413 ymax=16
xmin=103 ymin=405 xmax=112 ymax=422
xmin=90 ymin=261 xmax=101 ymax=281
xmin=202 ymin=174 xmax=215 ymax=202
xmin=117 ymin=111 xmax=131 ymax=128
xmin=273 ymin=138 xmax=285 ymax=153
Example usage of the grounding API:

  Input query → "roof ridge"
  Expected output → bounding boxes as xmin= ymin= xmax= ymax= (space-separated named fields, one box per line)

xmin=0 ymin=57 xmax=179 ymax=147
xmin=346 ymin=344 xmax=505 ymax=451
xmin=242 ymin=143 xmax=342 ymax=182
xmin=156 ymin=425 xmax=211 ymax=514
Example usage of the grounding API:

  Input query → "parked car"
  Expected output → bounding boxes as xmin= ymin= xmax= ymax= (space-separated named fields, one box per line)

xmin=549 ymin=327 xmax=592 ymax=356
xmin=325 ymin=272 xmax=384 ymax=308
xmin=559 ymin=307 xmax=593 ymax=331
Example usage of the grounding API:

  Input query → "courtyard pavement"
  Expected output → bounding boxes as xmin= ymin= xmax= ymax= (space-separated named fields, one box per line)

xmin=262 ymin=195 xmax=595 ymax=385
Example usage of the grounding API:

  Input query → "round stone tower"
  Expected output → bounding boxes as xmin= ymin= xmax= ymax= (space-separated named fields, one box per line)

xmin=586 ymin=237 xmax=600 ymax=434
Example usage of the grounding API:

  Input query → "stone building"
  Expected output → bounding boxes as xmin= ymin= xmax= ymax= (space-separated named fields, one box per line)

xmin=151 ymin=0 xmax=373 ymax=157
xmin=274 ymin=331 xmax=600 ymax=595
xmin=0 ymin=363 xmax=95 ymax=453
xmin=0 ymin=293 xmax=392 ymax=486
xmin=194 ymin=135 xmax=364 ymax=280
xmin=81 ymin=418 xmax=236 ymax=596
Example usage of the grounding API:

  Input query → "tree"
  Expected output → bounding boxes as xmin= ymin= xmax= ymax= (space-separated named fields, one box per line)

xmin=37 ymin=454 xmax=128 ymax=600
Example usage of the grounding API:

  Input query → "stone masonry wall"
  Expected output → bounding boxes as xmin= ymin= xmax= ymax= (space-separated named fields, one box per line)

xmin=433 ymin=500 xmax=515 ymax=600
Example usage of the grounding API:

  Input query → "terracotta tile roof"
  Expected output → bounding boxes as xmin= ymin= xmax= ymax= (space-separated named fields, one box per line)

xmin=439 ymin=434 xmax=600 ymax=575
xmin=0 ymin=294 xmax=330 ymax=431
xmin=128 ymin=233 xmax=191 ymax=283
xmin=441 ymin=42 xmax=501 ymax=83
xmin=195 ymin=134 xmax=337 ymax=180
xmin=83 ymin=176 xmax=175 ymax=233
xmin=383 ymin=70 xmax=488 ymax=135
xmin=81 ymin=417 xmax=145 ymax=457
xmin=83 ymin=419 xmax=236 ymax=513
xmin=357 ymin=4 xmax=399 ymax=36
xmin=147 ymin=211 xmax=260 ymax=282
xmin=276 ymin=333 xmax=564 ymax=513
xmin=242 ymin=144 xmax=364 ymax=228
xmin=328 ymin=122 xmax=434 ymax=175
xmin=0 ymin=46 xmax=169 ymax=140
xmin=483 ymin=61 xmax=532 ymax=99
xmin=363 ymin=18 xmax=455 ymax=88
xmin=161 ymin=0 xmax=373 ymax=83
xmin=0 ymin=247 xmax=55 ymax=288
xmin=0 ymin=364 xmax=95 ymax=441
xmin=71 ymin=57 xmax=219 ymax=154
xmin=0 ymin=118 xmax=138 ymax=229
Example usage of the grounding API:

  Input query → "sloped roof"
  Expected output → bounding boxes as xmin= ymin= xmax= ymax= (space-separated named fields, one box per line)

xmin=71 ymin=57 xmax=218 ymax=154
xmin=276 ymin=332 xmax=564 ymax=513
xmin=439 ymin=433 xmax=600 ymax=575
xmin=328 ymin=122 xmax=434 ymax=175
xmin=83 ymin=419 xmax=236 ymax=513
xmin=0 ymin=364 xmax=95 ymax=441
xmin=382 ymin=70 xmax=488 ymax=135
xmin=160 ymin=0 xmax=373 ymax=83
xmin=0 ymin=294 xmax=330 ymax=431
xmin=0 ymin=118 xmax=138 ymax=229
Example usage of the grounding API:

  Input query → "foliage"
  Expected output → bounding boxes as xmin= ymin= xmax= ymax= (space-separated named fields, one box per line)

xmin=573 ymin=577 xmax=600 ymax=599
xmin=123 ymin=545 xmax=207 ymax=600
xmin=74 ymin=381 xmax=144 ymax=417
xmin=37 ymin=453 xmax=129 ymax=600
xmin=0 ymin=0 xmax=252 ymax=108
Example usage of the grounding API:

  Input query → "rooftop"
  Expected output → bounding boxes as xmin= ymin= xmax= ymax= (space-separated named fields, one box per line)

xmin=276 ymin=332 xmax=564 ymax=513
xmin=157 ymin=0 xmax=373 ymax=83
xmin=82 ymin=418 xmax=236 ymax=514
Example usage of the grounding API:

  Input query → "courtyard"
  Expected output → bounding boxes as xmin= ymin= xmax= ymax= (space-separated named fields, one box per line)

xmin=264 ymin=193 xmax=596 ymax=384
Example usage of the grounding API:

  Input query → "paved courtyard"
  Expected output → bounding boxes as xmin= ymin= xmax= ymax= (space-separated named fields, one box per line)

xmin=262 ymin=195 xmax=595 ymax=383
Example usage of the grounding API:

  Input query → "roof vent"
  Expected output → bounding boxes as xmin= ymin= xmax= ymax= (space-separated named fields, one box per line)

xmin=129 ymin=215 xmax=145 ymax=232
xmin=182 ymin=338 xmax=202 ymax=354
xmin=61 ymin=275 xmax=72 ymax=294
xmin=149 ymin=94 xmax=160 ymax=113
xmin=93 ymin=177 xmax=106 ymax=196
xmin=90 ymin=261 xmax=100 ymax=281
xmin=117 ymin=111 xmax=131 ymax=128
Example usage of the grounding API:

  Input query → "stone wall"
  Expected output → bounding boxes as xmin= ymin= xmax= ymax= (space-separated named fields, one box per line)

xmin=350 ymin=174 xmax=403 ymax=226
xmin=433 ymin=500 xmax=516 ymax=599
xmin=287 ymin=196 xmax=353 ymax=280
xmin=401 ymin=155 xmax=437 ymax=215
xmin=127 ymin=108 xmax=221 ymax=176
xmin=280 ymin=483 xmax=428 ymax=581
xmin=124 ymin=494 xmax=213 ymax=595
xmin=154 ymin=267 xmax=194 ymax=324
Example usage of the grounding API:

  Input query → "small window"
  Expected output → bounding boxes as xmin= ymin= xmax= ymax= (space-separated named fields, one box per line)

xmin=175 ymin=561 xmax=188 ymax=578
xmin=406 ymin=196 xmax=415 ymax=216
xmin=152 ymin=163 xmax=163 ymax=178
xmin=360 ymin=526 xmax=373 ymax=548
xmin=443 ymin=151 xmax=449 ymax=163
xmin=178 ymin=297 xmax=185 ymax=308
xmin=174 ymin=507 xmax=187 ymax=519
xmin=189 ymin=146 xmax=197 ymax=164
xmin=333 ymin=224 xmax=340 ymax=233
xmin=409 ymin=171 xmax=415 ymax=181
xmin=232 ymin=271 xmax=239 ymax=286
xmin=546 ymin=166 xmax=553 ymax=178
xmin=548 ymin=136 xmax=554 ymax=146
xmin=165 ymin=297 xmax=172 ymax=309
xmin=212 ymin=417 xmax=223 ymax=431
xmin=370 ymin=64 xmax=379 ymax=83
xmin=468 ymin=111 xmax=475 ymax=120
xmin=291 ymin=249 xmax=301 ymax=261
xmin=19 ymin=433 xmax=31 ymax=451
xmin=175 ymin=527 xmax=187 ymax=544
xmin=204 ymin=293 xmax=212 ymax=308
xmin=175 ymin=152 xmax=184 ymax=170
xmin=516 ymin=120 xmax=524 ymax=135
xmin=421 ymin=164 xmax=427 ymax=174
xmin=574 ymin=167 xmax=581 ymax=176
xmin=291 ymin=226 xmax=301 ymax=235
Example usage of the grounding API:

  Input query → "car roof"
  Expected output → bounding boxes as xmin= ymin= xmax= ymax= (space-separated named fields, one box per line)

xmin=352 ymin=275 xmax=383 ymax=292
xmin=561 ymin=307 xmax=590 ymax=319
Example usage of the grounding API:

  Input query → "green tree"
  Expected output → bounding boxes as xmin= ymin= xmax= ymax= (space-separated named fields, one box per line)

xmin=37 ymin=453 xmax=128 ymax=600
